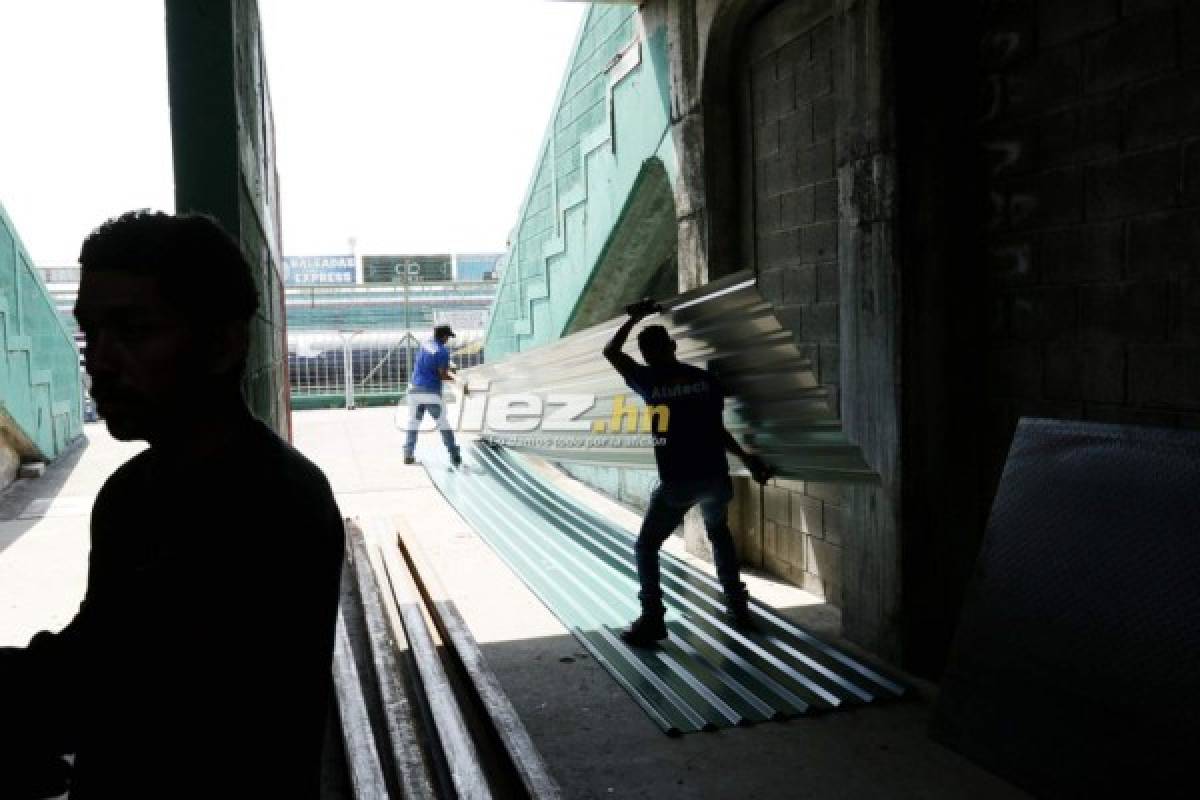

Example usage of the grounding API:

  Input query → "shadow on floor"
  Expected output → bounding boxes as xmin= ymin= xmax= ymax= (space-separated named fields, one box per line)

xmin=467 ymin=625 xmax=1022 ymax=800
xmin=0 ymin=435 xmax=90 ymax=557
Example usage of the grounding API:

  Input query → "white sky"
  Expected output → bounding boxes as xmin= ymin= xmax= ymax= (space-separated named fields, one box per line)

xmin=0 ymin=1 xmax=174 ymax=266
xmin=0 ymin=0 xmax=585 ymax=266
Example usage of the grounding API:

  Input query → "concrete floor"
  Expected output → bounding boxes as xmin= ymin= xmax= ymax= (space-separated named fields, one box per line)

xmin=0 ymin=409 xmax=1026 ymax=798
xmin=0 ymin=426 xmax=145 ymax=648
xmin=297 ymin=408 xmax=1025 ymax=800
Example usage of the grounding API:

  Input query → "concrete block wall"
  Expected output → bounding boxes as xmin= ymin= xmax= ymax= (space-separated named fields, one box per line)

xmin=653 ymin=0 xmax=1200 ymax=672
xmin=980 ymin=0 xmax=1200 ymax=490
xmin=483 ymin=0 xmax=1200 ymax=671
xmin=895 ymin=0 xmax=1200 ymax=672
xmin=736 ymin=1 xmax=846 ymax=605
xmin=750 ymin=13 xmax=840 ymax=392
xmin=733 ymin=476 xmax=846 ymax=605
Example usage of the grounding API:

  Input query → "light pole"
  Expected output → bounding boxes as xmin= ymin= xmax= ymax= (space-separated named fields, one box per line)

xmin=395 ymin=260 xmax=420 ymax=333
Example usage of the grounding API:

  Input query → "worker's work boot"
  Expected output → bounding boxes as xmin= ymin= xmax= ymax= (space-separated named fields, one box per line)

xmin=727 ymin=595 xmax=761 ymax=634
xmin=403 ymin=455 xmax=416 ymax=465
xmin=620 ymin=609 xmax=667 ymax=648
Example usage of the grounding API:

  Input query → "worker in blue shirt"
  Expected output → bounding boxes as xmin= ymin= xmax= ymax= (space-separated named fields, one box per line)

xmin=403 ymin=324 xmax=462 ymax=467
xmin=604 ymin=298 xmax=773 ymax=647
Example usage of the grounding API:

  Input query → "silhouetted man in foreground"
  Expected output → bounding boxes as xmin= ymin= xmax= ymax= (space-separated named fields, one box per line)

xmin=0 ymin=211 xmax=345 ymax=798
xmin=604 ymin=298 xmax=772 ymax=647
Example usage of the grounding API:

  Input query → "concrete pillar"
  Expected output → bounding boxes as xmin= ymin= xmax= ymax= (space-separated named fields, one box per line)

xmin=833 ymin=0 xmax=902 ymax=661
xmin=165 ymin=0 xmax=290 ymax=438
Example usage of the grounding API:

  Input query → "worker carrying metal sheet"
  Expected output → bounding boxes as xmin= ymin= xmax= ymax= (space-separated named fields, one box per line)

xmin=403 ymin=324 xmax=463 ymax=467
xmin=603 ymin=297 xmax=773 ymax=647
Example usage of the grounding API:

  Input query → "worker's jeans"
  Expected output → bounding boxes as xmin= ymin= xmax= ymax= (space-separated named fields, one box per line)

xmin=635 ymin=474 xmax=748 ymax=614
xmin=402 ymin=390 xmax=460 ymax=459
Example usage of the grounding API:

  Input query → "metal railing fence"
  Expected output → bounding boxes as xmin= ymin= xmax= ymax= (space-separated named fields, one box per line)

xmin=288 ymin=330 xmax=485 ymax=410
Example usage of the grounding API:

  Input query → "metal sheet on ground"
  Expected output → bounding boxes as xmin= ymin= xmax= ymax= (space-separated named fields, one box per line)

xmin=418 ymin=441 xmax=905 ymax=734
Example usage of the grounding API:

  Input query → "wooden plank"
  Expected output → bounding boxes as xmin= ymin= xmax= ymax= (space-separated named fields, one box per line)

xmin=332 ymin=606 xmax=388 ymax=799
xmin=345 ymin=520 xmax=438 ymax=800
xmin=367 ymin=519 xmax=493 ymax=800
xmin=394 ymin=519 xmax=564 ymax=799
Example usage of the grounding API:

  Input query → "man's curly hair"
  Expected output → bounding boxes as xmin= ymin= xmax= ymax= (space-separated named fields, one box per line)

xmin=78 ymin=210 xmax=259 ymax=324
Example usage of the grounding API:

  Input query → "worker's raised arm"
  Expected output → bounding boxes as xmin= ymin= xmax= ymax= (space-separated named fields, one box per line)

xmin=604 ymin=297 xmax=660 ymax=375
xmin=603 ymin=315 xmax=639 ymax=365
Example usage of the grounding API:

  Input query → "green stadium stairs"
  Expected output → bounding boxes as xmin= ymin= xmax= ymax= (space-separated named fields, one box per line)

xmin=485 ymin=4 xmax=681 ymax=360
xmin=0 ymin=202 xmax=84 ymax=489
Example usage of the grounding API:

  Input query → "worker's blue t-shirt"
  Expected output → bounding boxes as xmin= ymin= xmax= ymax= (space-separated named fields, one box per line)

xmin=411 ymin=338 xmax=449 ymax=393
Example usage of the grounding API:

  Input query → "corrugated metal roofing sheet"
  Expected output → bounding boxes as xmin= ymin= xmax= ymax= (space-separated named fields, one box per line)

xmin=459 ymin=270 xmax=877 ymax=483
xmin=420 ymin=441 xmax=905 ymax=735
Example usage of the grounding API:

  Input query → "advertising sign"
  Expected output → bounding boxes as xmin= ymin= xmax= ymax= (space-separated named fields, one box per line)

xmin=434 ymin=309 xmax=488 ymax=331
xmin=455 ymin=253 xmax=503 ymax=281
xmin=362 ymin=254 xmax=452 ymax=284
xmin=284 ymin=255 xmax=356 ymax=286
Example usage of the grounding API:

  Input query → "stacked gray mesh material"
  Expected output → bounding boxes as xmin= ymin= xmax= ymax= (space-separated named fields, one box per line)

xmin=932 ymin=418 xmax=1200 ymax=798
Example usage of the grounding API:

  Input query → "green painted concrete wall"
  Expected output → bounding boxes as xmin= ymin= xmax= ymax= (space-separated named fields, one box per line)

xmin=166 ymin=0 xmax=290 ymax=438
xmin=483 ymin=4 xmax=680 ymax=510
xmin=0 ymin=202 xmax=83 ymax=461
xmin=485 ymin=4 xmax=678 ymax=359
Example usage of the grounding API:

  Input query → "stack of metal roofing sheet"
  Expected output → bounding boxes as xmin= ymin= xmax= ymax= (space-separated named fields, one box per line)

xmin=420 ymin=440 xmax=906 ymax=735
xmin=459 ymin=270 xmax=877 ymax=483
